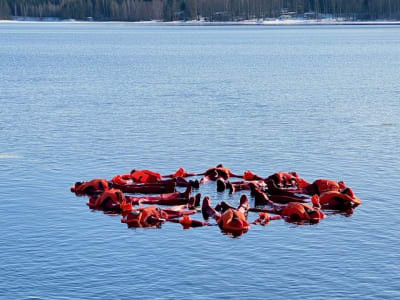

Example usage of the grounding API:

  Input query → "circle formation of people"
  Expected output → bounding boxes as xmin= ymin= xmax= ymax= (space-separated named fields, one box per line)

xmin=71 ymin=164 xmax=362 ymax=237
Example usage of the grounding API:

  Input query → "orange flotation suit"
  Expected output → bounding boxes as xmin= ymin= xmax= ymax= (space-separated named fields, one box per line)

xmin=179 ymin=215 xmax=193 ymax=229
xmin=172 ymin=167 xmax=186 ymax=178
xmin=255 ymin=212 xmax=272 ymax=225
xmin=72 ymin=178 xmax=109 ymax=194
xmin=317 ymin=188 xmax=362 ymax=208
xmin=217 ymin=167 xmax=231 ymax=178
xmin=89 ymin=188 xmax=125 ymax=209
xmin=270 ymin=172 xmax=310 ymax=188
xmin=205 ymin=167 xmax=231 ymax=179
xmin=243 ymin=170 xmax=257 ymax=181
xmin=281 ymin=202 xmax=324 ymax=222
xmin=122 ymin=206 xmax=167 ymax=227
xmin=131 ymin=169 xmax=162 ymax=183
xmin=271 ymin=172 xmax=299 ymax=186
xmin=313 ymin=179 xmax=346 ymax=195
xmin=217 ymin=209 xmax=249 ymax=232
xmin=111 ymin=174 xmax=132 ymax=185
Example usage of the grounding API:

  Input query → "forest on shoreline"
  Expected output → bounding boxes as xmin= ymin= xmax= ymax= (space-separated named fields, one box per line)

xmin=1 ymin=0 xmax=400 ymax=22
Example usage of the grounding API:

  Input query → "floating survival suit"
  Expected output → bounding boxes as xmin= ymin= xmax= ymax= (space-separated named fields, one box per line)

xmin=269 ymin=172 xmax=310 ymax=188
xmin=172 ymin=167 xmax=186 ymax=178
xmin=243 ymin=170 xmax=259 ymax=181
xmin=111 ymin=174 xmax=132 ymax=185
xmin=178 ymin=215 xmax=209 ymax=229
xmin=87 ymin=188 xmax=125 ymax=210
xmin=131 ymin=169 xmax=162 ymax=183
xmin=312 ymin=179 xmax=346 ymax=195
xmin=315 ymin=188 xmax=362 ymax=209
xmin=217 ymin=209 xmax=249 ymax=232
xmin=252 ymin=212 xmax=282 ymax=225
xmin=121 ymin=206 xmax=167 ymax=228
xmin=280 ymin=202 xmax=325 ymax=222
xmin=204 ymin=166 xmax=231 ymax=180
xmin=71 ymin=179 xmax=110 ymax=194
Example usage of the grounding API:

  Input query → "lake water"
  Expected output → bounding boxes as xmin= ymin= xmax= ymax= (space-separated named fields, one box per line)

xmin=1 ymin=23 xmax=399 ymax=299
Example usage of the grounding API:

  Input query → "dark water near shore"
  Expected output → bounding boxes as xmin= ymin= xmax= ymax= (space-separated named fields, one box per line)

xmin=1 ymin=23 xmax=400 ymax=299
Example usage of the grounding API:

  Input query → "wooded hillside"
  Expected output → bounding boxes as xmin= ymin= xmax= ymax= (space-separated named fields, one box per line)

xmin=1 ymin=0 xmax=400 ymax=21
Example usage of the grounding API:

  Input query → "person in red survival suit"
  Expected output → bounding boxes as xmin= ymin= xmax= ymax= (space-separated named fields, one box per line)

xmin=312 ymin=188 xmax=362 ymax=210
xmin=301 ymin=179 xmax=347 ymax=195
xmin=130 ymin=169 xmax=162 ymax=183
xmin=267 ymin=172 xmax=310 ymax=189
xmin=71 ymin=178 xmax=111 ymax=195
xmin=198 ymin=164 xmax=243 ymax=184
xmin=250 ymin=182 xmax=308 ymax=206
xmin=217 ymin=170 xmax=309 ymax=194
xmin=201 ymin=195 xmax=250 ymax=235
xmin=88 ymin=185 xmax=201 ymax=212
xmin=250 ymin=195 xmax=325 ymax=224
xmin=113 ymin=169 xmax=200 ymax=189
xmin=121 ymin=205 xmax=197 ymax=228
xmin=125 ymin=185 xmax=201 ymax=207
xmin=87 ymin=188 xmax=125 ymax=211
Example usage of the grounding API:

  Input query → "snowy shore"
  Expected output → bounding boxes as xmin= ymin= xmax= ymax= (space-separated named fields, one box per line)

xmin=1 ymin=18 xmax=400 ymax=25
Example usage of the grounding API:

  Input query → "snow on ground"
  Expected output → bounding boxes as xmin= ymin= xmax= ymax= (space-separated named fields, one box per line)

xmin=1 ymin=18 xmax=400 ymax=25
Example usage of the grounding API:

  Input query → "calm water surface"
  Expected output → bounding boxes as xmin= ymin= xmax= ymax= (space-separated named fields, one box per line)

xmin=0 ymin=23 xmax=399 ymax=299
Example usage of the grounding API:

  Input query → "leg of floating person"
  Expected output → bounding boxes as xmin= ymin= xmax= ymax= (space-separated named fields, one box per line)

xmin=138 ymin=185 xmax=191 ymax=205
xmin=217 ymin=178 xmax=227 ymax=192
xmin=252 ymin=187 xmax=276 ymax=206
xmin=237 ymin=195 xmax=249 ymax=215
xmin=181 ymin=184 xmax=192 ymax=199
xmin=174 ymin=176 xmax=188 ymax=187
xmin=173 ymin=177 xmax=200 ymax=188
xmin=162 ymin=207 xmax=197 ymax=219
xmin=228 ymin=182 xmax=249 ymax=194
xmin=194 ymin=193 xmax=201 ymax=207
xmin=126 ymin=189 xmax=181 ymax=202
xmin=228 ymin=171 xmax=244 ymax=179
xmin=249 ymin=207 xmax=278 ymax=213
xmin=265 ymin=178 xmax=305 ymax=197
xmin=215 ymin=201 xmax=235 ymax=213
xmin=200 ymin=169 xmax=219 ymax=184
xmin=189 ymin=179 xmax=200 ymax=189
xmin=269 ymin=194 xmax=308 ymax=204
xmin=202 ymin=196 xmax=221 ymax=221
xmin=141 ymin=197 xmax=189 ymax=206
xmin=187 ymin=193 xmax=201 ymax=209
xmin=115 ymin=180 xmax=176 ymax=194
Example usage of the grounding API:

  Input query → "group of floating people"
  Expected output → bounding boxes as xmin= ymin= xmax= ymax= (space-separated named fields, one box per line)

xmin=71 ymin=164 xmax=362 ymax=236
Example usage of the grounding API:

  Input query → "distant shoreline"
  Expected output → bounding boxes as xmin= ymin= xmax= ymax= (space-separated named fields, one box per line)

xmin=1 ymin=19 xmax=400 ymax=26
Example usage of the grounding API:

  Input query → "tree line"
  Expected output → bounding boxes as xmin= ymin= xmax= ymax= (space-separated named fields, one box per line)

xmin=1 ymin=0 xmax=400 ymax=21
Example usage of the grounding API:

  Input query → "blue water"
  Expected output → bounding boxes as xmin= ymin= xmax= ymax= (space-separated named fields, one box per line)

xmin=1 ymin=23 xmax=400 ymax=299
